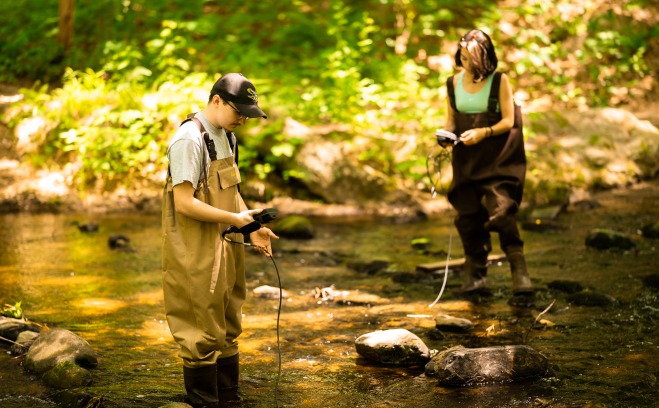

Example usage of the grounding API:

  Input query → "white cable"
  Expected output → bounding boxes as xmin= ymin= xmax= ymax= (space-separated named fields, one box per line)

xmin=429 ymin=222 xmax=453 ymax=308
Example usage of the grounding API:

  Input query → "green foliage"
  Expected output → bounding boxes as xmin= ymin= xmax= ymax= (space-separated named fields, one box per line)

xmin=1 ymin=301 xmax=23 ymax=319
xmin=1 ymin=0 xmax=656 ymax=198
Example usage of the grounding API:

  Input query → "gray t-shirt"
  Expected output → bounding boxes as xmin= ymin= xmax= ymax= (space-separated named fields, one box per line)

xmin=167 ymin=112 xmax=234 ymax=188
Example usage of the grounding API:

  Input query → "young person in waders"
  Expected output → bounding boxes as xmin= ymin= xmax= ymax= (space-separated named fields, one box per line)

xmin=162 ymin=73 xmax=278 ymax=407
xmin=443 ymin=30 xmax=534 ymax=305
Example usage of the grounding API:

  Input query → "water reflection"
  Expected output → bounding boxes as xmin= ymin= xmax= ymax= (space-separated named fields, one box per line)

xmin=0 ymin=203 xmax=658 ymax=407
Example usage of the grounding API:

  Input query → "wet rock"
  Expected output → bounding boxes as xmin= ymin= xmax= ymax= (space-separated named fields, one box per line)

xmin=427 ymin=345 xmax=548 ymax=386
xmin=0 ymin=396 xmax=55 ymax=408
xmin=159 ymin=403 xmax=192 ymax=408
xmin=108 ymin=234 xmax=132 ymax=250
xmin=643 ymin=274 xmax=659 ymax=290
xmin=318 ymin=287 xmax=388 ymax=306
xmin=10 ymin=330 xmax=39 ymax=355
xmin=24 ymin=328 xmax=98 ymax=375
xmin=507 ymin=293 xmax=537 ymax=307
xmin=530 ymin=204 xmax=567 ymax=221
xmin=347 ymin=259 xmax=390 ymax=275
xmin=640 ymin=221 xmax=659 ymax=239
xmin=571 ymin=199 xmax=601 ymax=211
xmin=585 ymin=228 xmax=636 ymax=250
xmin=548 ymin=280 xmax=585 ymax=293
xmin=434 ymin=315 xmax=474 ymax=333
xmin=253 ymin=285 xmax=289 ymax=300
xmin=411 ymin=237 xmax=431 ymax=251
xmin=567 ymin=291 xmax=620 ymax=307
xmin=49 ymin=390 xmax=104 ymax=408
xmin=355 ymin=328 xmax=430 ymax=366
xmin=42 ymin=360 xmax=93 ymax=388
xmin=0 ymin=316 xmax=40 ymax=341
xmin=271 ymin=215 xmax=314 ymax=239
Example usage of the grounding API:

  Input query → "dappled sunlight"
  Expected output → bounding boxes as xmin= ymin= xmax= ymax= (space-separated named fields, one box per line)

xmin=135 ymin=318 xmax=172 ymax=345
xmin=132 ymin=288 xmax=164 ymax=306
xmin=73 ymin=297 xmax=127 ymax=316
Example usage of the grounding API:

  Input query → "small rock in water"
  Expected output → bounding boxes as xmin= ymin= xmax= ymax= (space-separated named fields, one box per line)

xmin=434 ymin=315 xmax=474 ymax=333
xmin=548 ymin=280 xmax=585 ymax=294
xmin=567 ymin=291 xmax=619 ymax=307
xmin=427 ymin=345 xmax=548 ymax=386
xmin=642 ymin=274 xmax=659 ymax=290
xmin=585 ymin=228 xmax=636 ymax=250
xmin=253 ymin=285 xmax=289 ymax=299
xmin=640 ymin=221 xmax=659 ymax=239
xmin=355 ymin=328 xmax=430 ymax=366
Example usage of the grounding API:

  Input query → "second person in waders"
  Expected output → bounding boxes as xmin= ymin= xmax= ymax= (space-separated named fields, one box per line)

xmin=443 ymin=29 xmax=534 ymax=304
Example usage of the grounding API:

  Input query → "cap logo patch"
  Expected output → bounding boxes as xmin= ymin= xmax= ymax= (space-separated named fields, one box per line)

xmin=247 ymin=88 xmax=258 ymax=102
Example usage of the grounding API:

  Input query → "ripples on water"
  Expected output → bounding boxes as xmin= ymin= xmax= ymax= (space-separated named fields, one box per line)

xmin=0 ymin=187 xmax=657 ymax=407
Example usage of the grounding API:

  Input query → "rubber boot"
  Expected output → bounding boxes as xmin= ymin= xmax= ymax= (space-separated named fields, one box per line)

xmin=460 ymin=252 xmax=489 ymax=294
xmin=217 ymin=354 xmax=240 ymax=404
xmin=183 ymin=365 xmax=220 ymax=408
xmin=506 ymin=247 xmax=533 ymax=294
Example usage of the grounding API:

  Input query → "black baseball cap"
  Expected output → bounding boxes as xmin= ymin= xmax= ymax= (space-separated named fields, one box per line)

xmin=211 ymin=73 xmax=267 ymax=119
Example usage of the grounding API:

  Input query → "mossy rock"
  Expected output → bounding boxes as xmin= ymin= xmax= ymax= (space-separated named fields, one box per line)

xmin=640 ymin=221 xmax=659 ymax=239
xmin=271 ymin=215 xmax=314 ymax=239
xmin=585 ymin=228 xmax=636 ymax=250
xmin=42 ymin=360 xmax=92 ymax=389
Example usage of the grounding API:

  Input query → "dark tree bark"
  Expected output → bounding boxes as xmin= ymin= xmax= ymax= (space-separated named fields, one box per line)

xmin=58 ymin=0 xmax=76 ymax=52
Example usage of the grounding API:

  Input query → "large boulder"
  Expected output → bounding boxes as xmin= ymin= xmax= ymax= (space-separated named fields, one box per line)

xmin=355 ymin=328 xmax=430 ymax=366
xmin=427 ymin=345 xmax=548 ymax=386
xmin=24 ymin=328 xmax=98 ymax=382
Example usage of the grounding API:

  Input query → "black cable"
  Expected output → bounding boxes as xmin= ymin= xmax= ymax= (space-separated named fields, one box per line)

xmin=223 ymin=234 xmax=282 ymax=408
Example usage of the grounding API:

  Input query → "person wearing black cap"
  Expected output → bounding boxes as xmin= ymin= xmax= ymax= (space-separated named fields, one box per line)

xmin=162 ymin=72 xmax=277 ymax=407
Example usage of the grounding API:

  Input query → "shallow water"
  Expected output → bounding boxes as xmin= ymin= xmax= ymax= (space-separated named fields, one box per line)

xmin=0 ymin=182 xmax=658 ymax=408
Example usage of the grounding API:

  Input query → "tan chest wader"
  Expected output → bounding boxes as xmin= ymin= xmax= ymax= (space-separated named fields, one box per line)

xmin=162 ymin=117 xmax=246 ymax=369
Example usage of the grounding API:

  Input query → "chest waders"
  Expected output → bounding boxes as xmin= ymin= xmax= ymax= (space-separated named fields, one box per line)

xmin=162 ymin=116 xmax=246 ymax=406
xmin=447 ymin=72 xmax=533 ymax=295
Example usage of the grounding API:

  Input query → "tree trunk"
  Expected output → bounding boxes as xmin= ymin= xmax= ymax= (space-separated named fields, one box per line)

xmin=58 ymin=0 xmax=76 ymax=52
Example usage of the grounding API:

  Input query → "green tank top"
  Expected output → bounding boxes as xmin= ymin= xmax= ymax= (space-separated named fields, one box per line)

xmin=455 ymin=71 xmax=496 ymax=114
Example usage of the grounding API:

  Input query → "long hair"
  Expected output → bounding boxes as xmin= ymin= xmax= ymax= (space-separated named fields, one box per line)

xmin=454 ymin=29 xmax=498 ymax=83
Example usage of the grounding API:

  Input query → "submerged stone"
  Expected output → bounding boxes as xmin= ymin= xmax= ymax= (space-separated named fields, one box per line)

xmin=567 ymin=291 xmax=620 ymax=307
xmin=434 ymin=315 xmax=474 ymax=333
xmin=640 ymin=221 xmax=659 ymax=239
xmin=585 ymin=228 xmax=636 ymax=250
xmin=427 ymin=345 xmax=548 ymax=386
xmin=643 ymin=274 xmax=659 ymax=290
xmin=355 ymin=328 xmax=430 ymax=366
xmin=548 ymin=280 xmax=585 ymax=293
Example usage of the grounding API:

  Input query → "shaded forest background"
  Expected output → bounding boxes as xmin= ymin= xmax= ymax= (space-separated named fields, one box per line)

xmin=0 ymin=0 xmax=657 ymax=210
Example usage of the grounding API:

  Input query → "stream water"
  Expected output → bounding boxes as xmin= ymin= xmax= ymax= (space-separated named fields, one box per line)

xmin=0 ymin=182 xmax=658 ymax=408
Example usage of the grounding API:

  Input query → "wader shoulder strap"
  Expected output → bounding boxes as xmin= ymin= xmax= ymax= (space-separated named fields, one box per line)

xmin=487 ymin=72 xmax=503 ymax=123
xmin=185 ymin=113 xmax=217 ymax=161
xmin=181 ymin=113 xmax=210 ymax=194
xmin=446 ymin=75 xmax=458 ymax=112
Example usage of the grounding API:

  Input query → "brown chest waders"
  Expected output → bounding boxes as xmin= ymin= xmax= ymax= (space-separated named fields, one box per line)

xmin=446 ymin=73 xmax=532 ymax=295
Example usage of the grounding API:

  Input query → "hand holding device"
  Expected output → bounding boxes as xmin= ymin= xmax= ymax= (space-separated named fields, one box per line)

xmin=435 ymin=129 xmax=459 ymax=147
xmin=224 ymin=208 xmax=279 ymax=237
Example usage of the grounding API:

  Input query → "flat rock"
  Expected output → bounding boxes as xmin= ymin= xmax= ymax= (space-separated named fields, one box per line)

xmin=427 ymin=345 xmax=548 ymax=386
xmin=355 ymin=328 xmax=430 ymax=366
